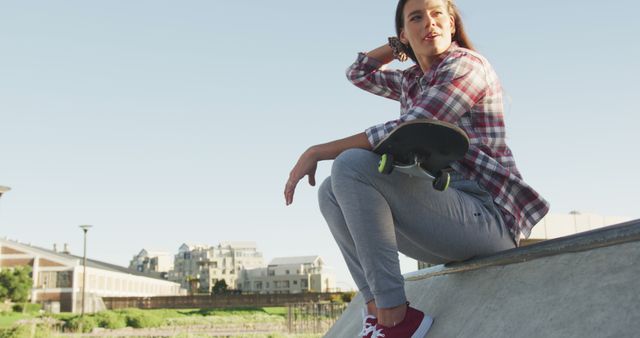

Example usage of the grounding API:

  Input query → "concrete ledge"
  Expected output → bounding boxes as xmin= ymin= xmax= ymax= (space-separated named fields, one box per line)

xmin=326 ymin=219 xmax=640 ymax=337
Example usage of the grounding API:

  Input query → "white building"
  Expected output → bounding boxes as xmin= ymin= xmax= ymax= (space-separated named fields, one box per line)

xmin=169 ymin=243 xmax=209 ymax=290
xmin=169 ymin=242 xmax=263 ymax=293
xmin=417 ymin=212 xmax=633 ymax=269
xmin=237 ymin=256 xmax=335 ymax=294
xmin=129 ymin=249 xmax=173 ymax=275
xmin=0 ymin=238 xmax=184 ymax=313
xmin=524 ymin=212 xmax=632 ymax=244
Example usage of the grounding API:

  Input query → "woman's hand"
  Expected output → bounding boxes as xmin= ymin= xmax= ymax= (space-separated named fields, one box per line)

xmin=284 ymin=133 xmax=371 ymax=206
xmin=285 ymin=147 xmax=319 ymax=206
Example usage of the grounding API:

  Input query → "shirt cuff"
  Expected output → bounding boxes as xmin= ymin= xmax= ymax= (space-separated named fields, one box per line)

xmin=365 ymin=123 xmax=388 ymax=148
xmin=355 ymin=52 xmax=386 ymax=70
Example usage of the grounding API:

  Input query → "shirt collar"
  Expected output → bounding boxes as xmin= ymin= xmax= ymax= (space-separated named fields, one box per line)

xmin=426 ymin=41 xmax=459 ymax=72
xmin=414 ymin=42 xmax=460 ymax=84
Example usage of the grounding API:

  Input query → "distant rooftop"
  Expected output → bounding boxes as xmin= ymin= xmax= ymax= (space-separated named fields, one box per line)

xmin=219 ymin=241 xmax=257 ymax=249
xmin=269 ymin=256 xmax=321 ymax=266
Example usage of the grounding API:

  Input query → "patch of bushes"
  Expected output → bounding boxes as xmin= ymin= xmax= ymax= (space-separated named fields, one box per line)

xmin=0 ymin=323 xmax=53 ymax=338
xmin=340 ymin=291 xmax=356 ymax=303
xmin=329 ymin=292 xmax=356 ymax=304
xmin=93 ymin=311 xmax=126 ymax=329
xmin=121 ymin=309 xmax=164 ymax=328
xmin=64 ymin=315 xmax=97 ymax=333
xmin=11 ymin=303 xmax=41 ymax=314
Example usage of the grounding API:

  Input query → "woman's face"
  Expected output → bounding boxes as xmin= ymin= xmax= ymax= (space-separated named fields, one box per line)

xmin=400 ymin=0 xmax=455 ymax=62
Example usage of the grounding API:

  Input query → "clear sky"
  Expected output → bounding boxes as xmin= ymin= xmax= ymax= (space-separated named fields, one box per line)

xmin=1 ymin=0 xmax=638 ymax=290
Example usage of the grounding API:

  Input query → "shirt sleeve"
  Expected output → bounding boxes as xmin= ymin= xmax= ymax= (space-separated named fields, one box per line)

xmin=365 ymin=53 xmax=487 ymax=147
xmin=346 ymin=53 xmax=403 ymax=101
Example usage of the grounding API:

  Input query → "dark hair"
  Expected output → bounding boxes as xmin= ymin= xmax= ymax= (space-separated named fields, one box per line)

xmin=395 ymin=0 xmax=475 ymax=64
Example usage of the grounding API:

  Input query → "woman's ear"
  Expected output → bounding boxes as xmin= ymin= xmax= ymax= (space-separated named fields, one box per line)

xmin=449 ymin=14 xmax=456 ymax=36
xmin=400 ymin=29 xmax=409 ymax=45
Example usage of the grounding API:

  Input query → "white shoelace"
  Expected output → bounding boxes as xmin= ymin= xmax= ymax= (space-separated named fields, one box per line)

xmin=359 ymin=309 xmax=377 ymax=337
xmin=371 ymin=327 xmax=386 ymax=338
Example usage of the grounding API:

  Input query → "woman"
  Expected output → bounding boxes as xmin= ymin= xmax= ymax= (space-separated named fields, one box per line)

xmin=285 ymin=0 xmax=549 ymax=336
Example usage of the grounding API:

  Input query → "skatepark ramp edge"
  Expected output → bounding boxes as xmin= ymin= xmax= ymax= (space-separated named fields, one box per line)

xmin=326 ymin=219 xmax=640 ymax=338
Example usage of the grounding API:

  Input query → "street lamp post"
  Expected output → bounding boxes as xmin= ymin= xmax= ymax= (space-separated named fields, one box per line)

xmin=79 ymin=225 xmax=93 ymax=316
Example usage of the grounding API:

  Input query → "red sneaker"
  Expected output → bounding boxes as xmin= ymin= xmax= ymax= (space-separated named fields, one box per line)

xmin=371 ymin=304 xmax=433 ymax=338
xmin=359 ymin=309 xmax=378 ymax=338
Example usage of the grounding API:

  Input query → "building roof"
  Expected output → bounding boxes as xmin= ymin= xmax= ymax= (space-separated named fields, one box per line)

xmin=1 ymin=238 xmax=167 ymax=281
xmin=269 ymin=256 xmax=321 ymax=266
xmin=218 ymin=241 xmax=257 ymax=249
xmin=178 ymin=243 xmax=209 ymax=252
xmin=138 ymin=249 xmax=172 ymax=257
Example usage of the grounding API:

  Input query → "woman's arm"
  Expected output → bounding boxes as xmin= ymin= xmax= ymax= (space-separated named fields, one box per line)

xmin=366 ymin=43 xmax=395 ymax=65
xmin=346 ymin=43 xmax=403 ymax=101
xmin=284 ymin=132 xmax=371 ymax=205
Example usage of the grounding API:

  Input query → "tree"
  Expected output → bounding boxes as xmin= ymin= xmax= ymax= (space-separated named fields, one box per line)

xmin=0 ymin=266 xmax=32 ymax=302
xmin=212 ymin=279 xmax=228 ymax=295
xmin=185 ymin=275 xmax=199 ymax=296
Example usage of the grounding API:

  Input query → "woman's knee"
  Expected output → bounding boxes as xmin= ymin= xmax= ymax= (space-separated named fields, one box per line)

xmin=317 ymin=176 xmax=334 ymax=212
xmin=331 ymin=148 xmax=376 ymax=179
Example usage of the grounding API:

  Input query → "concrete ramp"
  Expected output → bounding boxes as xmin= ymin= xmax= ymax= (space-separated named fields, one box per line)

xmin=326 ymin=219 xmax=640 ymax=337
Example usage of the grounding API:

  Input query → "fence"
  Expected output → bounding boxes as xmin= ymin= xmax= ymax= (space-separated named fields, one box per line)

xmin=286 ymin=302 xmax=347 ymax=334
xmin=103 ymin=292 xmax=344 ymax=310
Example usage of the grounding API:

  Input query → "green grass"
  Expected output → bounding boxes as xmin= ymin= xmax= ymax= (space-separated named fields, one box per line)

xmin=263 ymin=307 xmax=287 ymax=316
xmin=0 ymin=312 xmax=34 ymax=328
xmin=2 ymin=307 xmax=331 ymax=336
xmin=46 ymin=307 xmax=290 ymax=331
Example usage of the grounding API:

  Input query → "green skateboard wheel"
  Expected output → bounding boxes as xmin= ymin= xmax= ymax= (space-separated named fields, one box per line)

xmin=433 ymin=172 xmax=450 ymax=191
xmin=378 ymin=154 xmax=394 ymax=174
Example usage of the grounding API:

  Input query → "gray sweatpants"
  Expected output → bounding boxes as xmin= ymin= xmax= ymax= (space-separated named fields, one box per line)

xmin=318 ymin=149 xmax=516 ymax=308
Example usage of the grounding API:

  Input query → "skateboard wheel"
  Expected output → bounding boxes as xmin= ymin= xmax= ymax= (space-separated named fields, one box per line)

xmin=378 ymin=154 xmax=394 ymax=174
xmin=433 ymin=172 xmax=450 ymax=191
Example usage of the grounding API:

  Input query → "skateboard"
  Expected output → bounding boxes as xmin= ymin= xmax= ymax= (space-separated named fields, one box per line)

xmin=373 ymin=119 xmax=469 ymax=191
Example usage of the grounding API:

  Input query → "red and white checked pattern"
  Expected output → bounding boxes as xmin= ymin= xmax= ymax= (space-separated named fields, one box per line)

xmin=346 ymin=43 xmax=549 ymax=243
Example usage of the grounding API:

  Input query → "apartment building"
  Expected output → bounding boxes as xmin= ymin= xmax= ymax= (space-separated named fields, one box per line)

xmin=237 ymin=256 xmax=335 ymax=294
xmin=169 ymin=242 xmax=263 ymax=293
xmin=129 ymin=249 xmax=173 ymax=276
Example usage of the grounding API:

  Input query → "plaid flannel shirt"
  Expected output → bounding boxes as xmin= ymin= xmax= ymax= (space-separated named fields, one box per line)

xmin=346 ymin=42 xmax=549 ymax=243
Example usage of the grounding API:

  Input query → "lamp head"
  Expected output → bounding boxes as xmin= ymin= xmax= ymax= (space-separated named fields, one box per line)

xmin=0 ymin=186 xmax=11 ymax=198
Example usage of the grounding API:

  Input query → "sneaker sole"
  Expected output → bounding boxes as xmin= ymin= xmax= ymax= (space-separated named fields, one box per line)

xmin=411 ymin=315 xmax=434 ymax=338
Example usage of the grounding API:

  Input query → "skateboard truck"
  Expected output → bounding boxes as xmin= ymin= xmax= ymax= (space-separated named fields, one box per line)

xmin=373 ymin=119 xmax=468 ymax=193
xmin=378 ymin=153 xmax=451 ymax=191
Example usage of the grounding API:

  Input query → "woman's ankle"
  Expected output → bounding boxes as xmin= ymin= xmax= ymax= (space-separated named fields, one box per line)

xmin=376 ymin=302 xmax=407 ymax=327
xmin=366 ymin=300 xmax=378 ymax=317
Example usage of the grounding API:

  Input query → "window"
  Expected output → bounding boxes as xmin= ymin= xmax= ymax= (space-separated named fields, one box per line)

xmin=293 ymin=280 xmax=298 ymax=285
xmin=301 ymin=279 xmax=308 ymax=288
xmin=286 ymin=270 xmax=290 ymax=275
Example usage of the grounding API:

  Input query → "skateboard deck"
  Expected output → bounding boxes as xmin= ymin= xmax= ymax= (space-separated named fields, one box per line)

xmin=373 ymin=119 xmax=469 ymax=191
